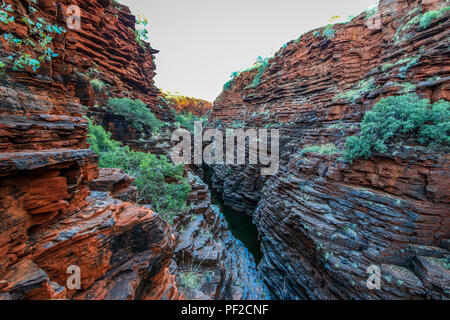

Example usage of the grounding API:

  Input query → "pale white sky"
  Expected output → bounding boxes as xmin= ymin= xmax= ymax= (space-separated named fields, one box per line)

xmin=120 ymin=0 xmax=377 ymax=101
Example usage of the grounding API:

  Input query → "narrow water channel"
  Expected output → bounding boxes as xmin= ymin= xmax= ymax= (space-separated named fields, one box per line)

xmin=202 ymin=166 xmax=263 ymax=264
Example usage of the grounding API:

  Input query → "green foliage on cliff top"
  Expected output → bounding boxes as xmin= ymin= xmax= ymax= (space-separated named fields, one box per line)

xmin=364 ymin=6 xmax=379 ymax=19
xmin=87 ymin=119 xmax=190 ymax=223
xmin=322 ymin=24 xmax=335 ymax=39
xmin=244 ymin=56 xmax=270 ymax=90
xmin=344 ymin=94 xmax=450 ymax=162
xmin=135 ymin=15 xmax=149 ymax=49
xmin=107 ymin=98 xmax=165 ymax=132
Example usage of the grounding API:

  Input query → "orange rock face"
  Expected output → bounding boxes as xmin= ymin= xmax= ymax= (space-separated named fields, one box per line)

xmin=208 ymin=0 xmax=450 ymax=299
xmin=163 ymin=93 xmax=212 ymax=117
xmin=0 ymin=0 xmax=181 ymax=300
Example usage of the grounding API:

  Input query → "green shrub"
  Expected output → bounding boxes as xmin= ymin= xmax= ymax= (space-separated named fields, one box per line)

xmin=398 ymin=57 xmax=419 ymax=78
xmin=249 ymin=69 xmax=264 ymax=88
xmin=344 ymin=94 xmax=450 ymax=162
xmin=135 ymin=15 xmax=149 ymax=49
xmin=393 ymin=82 xmax=416 ymax=94
xmin=88 ymin=119 xmax=123 ymax=155
xmin=381 ymin=56 xmax=420 ymax=77
xmin=364 ymin=6 xmax=379 ymax=19
xmin=300 ymin=143 xmax=340 ymax=157
xmin=322 ymin=25 xmax=335 ymax=39
xmin=245 ymin=66 xmax=265 ymax=89
xmin=223 ymin=70 xmax=242 ymax=91
xmin=107 ymin=98 xmax=165 ymax=132
xmin=381 ymin=63 xmax=394 ymax=72
xmin=178 ymin=271 xmax=201 ymax=290
xmin=177 ymin=259 xmax=203 ymax=293
xmin=90 ymin=79 xmax=105 ymax=92
xmin=0 ymin=61 xmax=6 ymax=76
xmin=0 ymin=3 xmax=65 ymax=73
xmin=223 ymin=57 xmax=270 ymax=92
xmin=87 ymin=119 xmax=191 ymax=223
xmin=244 ymin=56 xmax=269 ymax=90
xmin=420 ymin=7 xmax=449 ymax=29
xmin=420 ymin=11 xmax=437 ymax=28
xmin=223 ymin=79 xmax=233 ymax=91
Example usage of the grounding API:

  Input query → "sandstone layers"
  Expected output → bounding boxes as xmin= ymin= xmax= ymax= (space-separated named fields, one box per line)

xmin=1 ymin=0 xmax=449 ymax=301
xmin=208 ymin=0 xmax=450 ymax=299
xmin=0 ymin=0 xmax=266 ymax=300
xmin=0 ymin=78 xmax=182 ymax=301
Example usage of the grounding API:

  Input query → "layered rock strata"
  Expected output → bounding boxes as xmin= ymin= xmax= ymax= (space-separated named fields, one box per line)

xmin=0 ymin=0 xmax=182 ymax=300
xmin=208 ymin=0 xmax=450 ymax=299
xmin=0 ymin=0 xmax=269 ymax=300
xmin=171 ymin=172 xmax=270 ymax=300
xmin=163 ymin=93 xmax=212 ymax=117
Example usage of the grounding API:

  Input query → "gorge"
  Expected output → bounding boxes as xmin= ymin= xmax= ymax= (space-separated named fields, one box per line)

xmin=0 ymin=0 xmax=449 ymax=301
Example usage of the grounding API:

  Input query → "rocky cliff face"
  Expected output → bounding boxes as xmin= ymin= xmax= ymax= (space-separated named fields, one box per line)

xmin=2 ymin=0 xmax=448 ymax=301
xmin=2 ymin=0 xmax=172 ymax=115
xmin=0 ymin=79 xmax=181 ymax=300
xmin=208 ymin=0 xmax=449 ymax=299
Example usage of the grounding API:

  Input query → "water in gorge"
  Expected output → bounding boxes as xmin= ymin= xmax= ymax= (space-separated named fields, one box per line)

xmin=202 ymin=166 xmax=263 ymax=264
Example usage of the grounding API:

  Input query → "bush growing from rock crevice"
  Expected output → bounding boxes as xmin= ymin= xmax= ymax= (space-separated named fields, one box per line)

xmin=419 ymin=7 xmax=450 ymax=29
xmin=335 ymin=78 xmax=378 ymax=103
xmin=90 ymin=78 xmax=105 ymax=92
xmin=223 ymin=56 xmax=270 ymax=92
xmin=322 ymin=24 xmax=335 ymax=39
xmin=344 ymin=94 xmax=450 ymax=162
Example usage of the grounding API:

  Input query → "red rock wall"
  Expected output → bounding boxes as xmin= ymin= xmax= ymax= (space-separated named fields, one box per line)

xmin=208 ymin=0 xmax=450 ymax=299
xmin=0 ymin=0 xmax=181 ymax=300
xmin=172 ymin=172 xmax=270 ymax=300
xmin=0 ymin=0 xmax=172 ymax=120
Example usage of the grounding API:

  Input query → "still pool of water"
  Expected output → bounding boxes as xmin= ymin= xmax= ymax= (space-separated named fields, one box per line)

xmin=202 ymin=166 xmax=262 ymax=264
